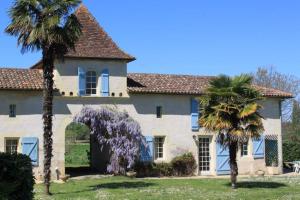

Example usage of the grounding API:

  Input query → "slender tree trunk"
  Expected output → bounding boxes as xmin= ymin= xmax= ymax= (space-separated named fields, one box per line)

xmin=229 ymin=141 xmax=238 ymax=189
xmin=42 ymin=47 xmax=54 ymax=195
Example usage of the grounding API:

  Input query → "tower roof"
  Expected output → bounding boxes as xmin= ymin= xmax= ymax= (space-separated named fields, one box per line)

xmin=65 ymin=4 xmax=135 ymax=61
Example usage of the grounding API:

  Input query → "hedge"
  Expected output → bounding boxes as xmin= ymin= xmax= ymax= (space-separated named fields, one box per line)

xmin=135 ymin=152 xmax=196 ymax=177
xmin=283 ymin=141 xmax=300 ymax=162
xmin=0 ymin=153 xmax=35 ymax=200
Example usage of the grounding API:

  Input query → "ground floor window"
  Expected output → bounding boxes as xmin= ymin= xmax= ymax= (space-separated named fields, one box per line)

xmin=199 ymin=137 xmax=210 ymax=172
xmin=241 ymin=142 xmax=248 ymax=157
xmin=265 ymin=135 xmax=278 ymax=167
xmin=5 ymin=138 xmax=19 ymax=154
xmin=154 ymin=137 xmax=165 ymax=160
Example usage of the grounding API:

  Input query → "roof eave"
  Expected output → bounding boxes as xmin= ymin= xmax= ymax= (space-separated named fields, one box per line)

xmin=64 ymin=55 xmax=136 ymax=62
xmin=128 ymin=89 xmax=293 ymax=98
xmin=0 ymin=88 xmax=43 ymax=91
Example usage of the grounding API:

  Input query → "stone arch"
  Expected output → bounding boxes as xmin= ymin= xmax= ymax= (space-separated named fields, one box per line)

xmin=53 ymin=115 xmax=73 ymax=178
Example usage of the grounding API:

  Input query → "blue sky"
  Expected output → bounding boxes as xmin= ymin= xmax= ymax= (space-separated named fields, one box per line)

xmin=0 ymin=0 xmax=300 ymax=76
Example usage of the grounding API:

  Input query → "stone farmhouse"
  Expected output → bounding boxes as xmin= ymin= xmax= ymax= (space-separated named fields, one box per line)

xmin=0 ymin=5 xmax=292 ymax=180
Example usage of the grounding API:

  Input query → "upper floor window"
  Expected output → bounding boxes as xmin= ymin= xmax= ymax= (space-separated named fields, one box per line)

xmin=154 ymin=136 xmax=165 ymax=160
xmin=5 ymin=138 xmax=19 ymax=154
xmin=241 ymin=142 xmax=248 ymax=156
xmin=156 ymin=106 xmax=162 ymax=118
xmin=86 ymin=71 xmax=97 ymax=95
xmin=9 ymin=104 xmax=16 ymax=118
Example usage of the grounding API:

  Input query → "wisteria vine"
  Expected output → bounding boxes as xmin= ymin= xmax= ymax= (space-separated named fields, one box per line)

xmin=74 ymin=107 xmax=146 ymax=174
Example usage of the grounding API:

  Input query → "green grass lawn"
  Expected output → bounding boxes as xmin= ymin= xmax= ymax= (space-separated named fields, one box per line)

xmin=65 ymin=143 xmax=90 ymax=168
xmin=35 ymin=176 xmax=300 ymax=200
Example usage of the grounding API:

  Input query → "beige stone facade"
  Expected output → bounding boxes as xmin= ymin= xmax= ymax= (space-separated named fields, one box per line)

xmin=54 ymin=58 xmax=129 ymax=98
xmin=0 ymin=4 xmax=287 ymax=182
xmin=0 ymin=74 xmax=284 ymax=180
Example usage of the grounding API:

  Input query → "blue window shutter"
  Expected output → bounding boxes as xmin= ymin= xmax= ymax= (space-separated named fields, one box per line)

xmin=140 ymin=136 xmax=154 ymax=162
xmin=252 ymin=135 xmax=265 ymax=159
xmin=216 ymin=142 xmax=230 ymax=175
xmin=191 ymin=98 xmax=199 ymax=131
xmin=78 ymin=67 xmax=86 ymax=96
xmin=22 ymin=137 xmax=38 ymax=166
xmin=101 ymin=69 xmax=109 ymax=97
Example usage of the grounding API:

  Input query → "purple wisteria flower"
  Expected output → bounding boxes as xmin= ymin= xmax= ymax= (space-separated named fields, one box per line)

xmin=74 ymin=106 xmax=146 ymax=174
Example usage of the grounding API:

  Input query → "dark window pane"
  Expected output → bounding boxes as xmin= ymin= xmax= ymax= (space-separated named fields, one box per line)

xmin=5 ymin=139 xmax=18 ymax=154
xmin=9 ymin=105 xmax=16 ymax=117
xmin=156 ymin=106 xmax=162 ymax=118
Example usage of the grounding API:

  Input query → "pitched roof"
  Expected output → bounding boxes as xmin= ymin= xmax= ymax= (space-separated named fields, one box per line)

xmin=0 ymin=68 xmax=43 ymax=90
xmin=64 ymin=4 xmax=135 ymax=61
xmin=127 ymin=73 xmax=212 ymax=95
xmin=127 ymin=73 xmax=293 ymax=98
xmin=0 ymin=69 xmax=293 ymax=98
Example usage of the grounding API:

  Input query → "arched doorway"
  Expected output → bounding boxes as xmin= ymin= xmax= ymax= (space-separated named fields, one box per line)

xmin=65 ymin=122 xmax=91 ymax=176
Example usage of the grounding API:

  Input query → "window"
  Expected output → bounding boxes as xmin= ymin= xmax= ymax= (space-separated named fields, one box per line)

xmin=156 ymin=106 xmax=162 ymax=118
xmin=85 ymin=71 xmax=97 ymax=95
xmin=241 ymin=142 xmax=248 ymax=156
xmin=154 ymin=137 xmax=165 ymax=159
xmin=5 ymin=138 xmax=19 ymax=154
xmin=265 ymin=135 xmax=278 ymax=167
xmin=9 ymin=104 xmax=16 ymax=117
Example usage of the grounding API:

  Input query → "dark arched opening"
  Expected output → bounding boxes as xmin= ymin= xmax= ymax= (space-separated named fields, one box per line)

xmin=65 ymin=122 xmax=92 ymax=176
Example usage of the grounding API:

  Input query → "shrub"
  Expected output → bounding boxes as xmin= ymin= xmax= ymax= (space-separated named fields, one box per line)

xmin=154 ymin=162 xmax=173 ymax=177
xmin=283 ymin=141 xmax=300 ymax=162
xmin=135 ymin=152 xmax=196 ymax=177
xmin=134 ymin=162 xmax=157 ymax=177
xmin=134 ymin=162 xmax=172 ymax=177
xmin=171 ymin=153 xmax=197 ymax=176
xmin=0 ymin=153 xmax=35 ymax=200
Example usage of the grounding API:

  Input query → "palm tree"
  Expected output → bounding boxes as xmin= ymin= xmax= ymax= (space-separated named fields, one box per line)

xmin=6 ymin=0 xmax=82 ymax=195
xmin=199 ymin=74 xmax=264 ymax=189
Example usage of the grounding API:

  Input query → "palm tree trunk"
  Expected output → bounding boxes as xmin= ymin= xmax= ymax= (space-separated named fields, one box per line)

xmin=229 ymin=141 xmax=238 ymax=189
xmin=42 ymin=48 xmax=54 ymax=195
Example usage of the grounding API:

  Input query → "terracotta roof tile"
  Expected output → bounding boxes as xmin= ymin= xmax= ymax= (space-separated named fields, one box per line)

xmin=127 ymin=73 xmax=293 ymax=98
xmin=0 ymin=68 xmax=43 ymax=90
xmin=65 ymin=4 xmax=135 ymax=61
xmin=0 ymin=69 xmax=293 ymax=98
xmin=253 ymin=85 xmax=294 ymax=98
xmin=127 ymin=73 xmax=212 ymax=95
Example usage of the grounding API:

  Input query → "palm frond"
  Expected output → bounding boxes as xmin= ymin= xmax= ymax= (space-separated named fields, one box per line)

xmin=199 ymin=74 xmax=264 ymax=141
xmin=239 ymin=103 xmax=259 ymax=118
xmin=6 ymin=0 xmax=82 ymax=54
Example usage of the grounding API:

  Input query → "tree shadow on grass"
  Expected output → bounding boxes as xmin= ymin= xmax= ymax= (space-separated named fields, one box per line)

xmin=90 ymin=181 xmax=156 ymax=190
xmin=65 ymin=167 xmax=98 ymax=177
xmin=225 ymin=181 xmax=287 ymax=189
xmin=53 ymin=181 xmax=156 ymax=195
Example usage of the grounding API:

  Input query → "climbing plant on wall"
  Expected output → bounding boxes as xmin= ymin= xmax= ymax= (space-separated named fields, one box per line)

xmin=74 ymin=107 xmax=145 ymax=174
